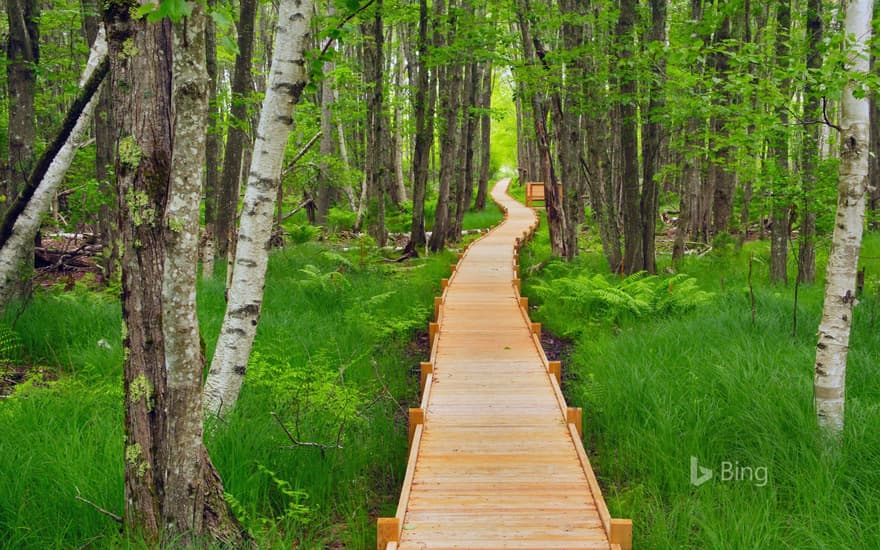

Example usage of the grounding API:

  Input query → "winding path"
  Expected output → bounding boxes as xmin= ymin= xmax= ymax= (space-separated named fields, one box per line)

xmin=379 ymin=179 xmax=631 ymax=549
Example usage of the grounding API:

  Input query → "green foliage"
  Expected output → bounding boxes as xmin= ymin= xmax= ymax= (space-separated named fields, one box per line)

xmin=530 ymin=268 xmax=713 ymax=337
xmin=0 ymin=323 xmax=23 ymax=365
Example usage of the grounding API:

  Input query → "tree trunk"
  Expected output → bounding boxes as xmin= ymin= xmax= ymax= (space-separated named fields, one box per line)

xmin=428 ymin=0 xmax=459 ymax=252
xmin=204 ymin=0 xmax=314 ymax=417
xmin=316 ymin=6 xmax=338 ymax=225
xmin=3 ymin=0 xmax=40 ymax=220
xmin=449 ymin=48 xmax=477 ymax=243
xmin=798 ymin=0 xmax=822 ymax=284
xmin=814 ymin=0 xmax=872 ymax=437
xmin=407 ymin=0 xmax=437 ymax=250
xmin=617 ymin=0 xmax=642 ymax=274
xmin=83 ymin=0 xmax=118 ymax=282
xmin=516 ymin=2 xmax=567 ymax=258
xmin=362 ymin=0 xmax=387 ymax=246
xmin=474 ymin=61 xmax=492 ymax=211
xmin=163 ymin=5 xmax=239 ymax=540
xmin=640 ymin=0 xmax=666 ymax=274
xmin=769 ymin=0 xmax=791 ymax=285
xmin=215 ymin=0 xmax=257 ymax=259
xmin=202 ymin=0 xmax=220 ymax=279
xmin=0 ymin=30 xmax=107 ymax=315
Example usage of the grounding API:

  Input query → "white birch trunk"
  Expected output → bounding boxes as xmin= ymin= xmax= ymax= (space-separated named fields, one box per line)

xmin=204 ymin=0 xmax=314 ymax=416
xmin=0 ymin=28 xmax=107 ymax=309
xmin=161 ymin=4 xmax=209 ymax=533
xmin=814 ymin=0 xmax=873 ymax=435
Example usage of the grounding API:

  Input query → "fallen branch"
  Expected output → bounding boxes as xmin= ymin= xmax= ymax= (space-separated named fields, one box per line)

xmin=74 ymin=486 xmax=122 ymax=524
xmin=280 ymin=198 xmax=316 ymax=223
xmin=271 ymin=412 xmax=343 ymax=452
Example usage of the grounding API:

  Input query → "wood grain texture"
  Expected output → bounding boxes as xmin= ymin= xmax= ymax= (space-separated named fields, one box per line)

xmin=389 ymin=179 xmax=616 ymax=549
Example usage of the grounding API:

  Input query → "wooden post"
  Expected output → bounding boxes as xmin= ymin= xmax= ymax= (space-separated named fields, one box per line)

xmin=513 ymin=279 xmax=521 ymax=291
xmin=429 ymin=322 xmax=439 ymax=343
xmin=420 ymin=362 xmax=433 ymax=391
xmin=434 ymin=297 xmax=442 ymax=320
xmin=610 ymin=518 xmax=633 ymax=550
xmin=548 ymin=360 xmax=561 ymax=384
xmin=408 ymin=407 xmax=424 ymax=446
xmin=567 ymin=407 xmax=583 ymax=439
xmin=377 ymin=517 xmax=400 ymax=550
xmin=440 ymin=278 xmax=449 ymax=290
xmin=519 ymin=296 xmax=528 ymax=310
xmin=531 ymin=322 xmax=541 ymax=337
xmin=457 ymin=252 xmax=463 ymax=260
xmin=450 ymin=264 xmax=457 ymax=273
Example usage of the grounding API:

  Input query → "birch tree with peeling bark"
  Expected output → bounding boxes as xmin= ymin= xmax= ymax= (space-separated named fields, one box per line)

xmin=0 ymin=28 xmax=107 ymax=315
xmin=814 ymin=0 xmax=873 ymax=436
xmin=204 ymin=0 xmax=314 ymax=416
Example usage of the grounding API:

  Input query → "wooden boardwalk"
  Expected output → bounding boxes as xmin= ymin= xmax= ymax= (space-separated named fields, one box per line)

xmin=379 ymin=179 xmax=631 ymax=550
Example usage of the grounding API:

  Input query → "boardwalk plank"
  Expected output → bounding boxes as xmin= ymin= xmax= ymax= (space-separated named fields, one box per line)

xmin=388 ymin=179 xmax=614 ymax=549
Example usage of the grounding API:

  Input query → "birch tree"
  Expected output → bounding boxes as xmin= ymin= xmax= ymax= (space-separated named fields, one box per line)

xmin=0 ymin=29 xmax=108 ymax=314
xmin=814 ymin=0 xmax=873 ymax=435
xmin=204 ymin=0 xmax=314 ymax=416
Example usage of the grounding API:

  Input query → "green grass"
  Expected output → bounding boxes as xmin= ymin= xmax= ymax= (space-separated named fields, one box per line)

xmin=520 ymin=225 xmax=880 ymax=548
xmin=0 ymin=237 xmax=464 ymax=548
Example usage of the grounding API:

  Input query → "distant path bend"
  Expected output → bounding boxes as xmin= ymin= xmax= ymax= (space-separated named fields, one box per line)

xmin=380 ymin=178 xmax=631 ymax=550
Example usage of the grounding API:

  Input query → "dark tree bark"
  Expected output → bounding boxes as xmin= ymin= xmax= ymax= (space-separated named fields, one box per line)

xmin=104 ymin=1 xmax=241 ymax=543
xmin=474 ymin=61 xmax=492 ymax=211
xmin=798 ymin=0 xmax=822 ymax=284
xmin=215 ymin=0 xmax=257 ymax=258
xmin=407 ymin=0 xmax=437 ymax=251
xmin=449 ymin=31 xmax=478 ymax=243
xmin=316 ymin=5 xmax=338 ymax=225
xmin=709 ymin=14 xmax=735 ymax=236
xmin=617 ymin=0 xmax=642 ymax=274
xmin=516 ymin=1 xmax=567 ymax=258
xmin=640 ymin=0 xmax=667 ymax=274
xmin=83 ymin=0 xmax=118 ymax=281
xmin=428 ymin=0 xmax=461 ymax=252
xmin=363 ymin=0 xmax=387 ymax=246
xmin=4 ymin=0 xmax=40 ymax=220
xmin=203 ymin=0 xmax=220 ymax=276
xmin=769 ymin=0 xmax=792 ymax=284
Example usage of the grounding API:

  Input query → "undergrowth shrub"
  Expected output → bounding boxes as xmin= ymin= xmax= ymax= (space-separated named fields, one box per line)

xmin=530 ymin=266 xmax=713 ymax=337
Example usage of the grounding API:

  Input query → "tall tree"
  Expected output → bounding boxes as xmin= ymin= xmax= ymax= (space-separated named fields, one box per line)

xmin=215 ymin=0 xmax=258 ymax=259
xmin=797 ymin=0 xmax=823 ymax=284
xmin=640 ymin=0 xmax=667 ymax=274
xmin=104 ymin=0 xmax=240 ymax=541
xmin=474 ymin=61 xmax=492 ymax=211
xmin=3 ymin=0 xmax=40 ymax=218
xmin=814 ymin=0 xmax=873 ymax=436
xmin=769 ymin=0 xmax=792 ymax=284
xmin=407 ymin=0 xmax=438 ymax=251
xmin=362 ymin=0 xmax=388 ymax=246
xmin=617 ymin=0 xmax=642 ymax=274
xmin=202 ymin=0 xmax=220 ymax=278
xmin=204 ymin=0 xmax=315 ymax=416
xmin=428 ymin=0 xmax=461 ymax=252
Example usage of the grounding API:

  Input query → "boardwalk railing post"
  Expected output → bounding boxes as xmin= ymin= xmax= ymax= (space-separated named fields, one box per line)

xmin=531 ymin=322 xmax=541 ymax=337
xmin=420 ymin=362 xmax=433 ymax=391
xmin=434 ymin=297 xmax=442 ymax=320
xmin=610 ymin=518 xmax=633 ymax=550
xmin=549 ymin=360 xmax=562 ymax=384
xmin=377 ymin=517 xmax=400 ymax=550
xmin=408 ymin=407 xmax=424 ymax=447
xmin=428 ymin=322 xmax=439 ymax=344
xmin=567 ymin=407 xmax=583 ymax=439
xmin=441 ymin=278 xmax=449 ymax=290
xmin=519 ymin=297 xmax=528 ymax=310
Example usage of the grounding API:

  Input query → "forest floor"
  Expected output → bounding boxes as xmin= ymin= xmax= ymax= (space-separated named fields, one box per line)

xmin=3 ymin=193 xmax=880 ymax=547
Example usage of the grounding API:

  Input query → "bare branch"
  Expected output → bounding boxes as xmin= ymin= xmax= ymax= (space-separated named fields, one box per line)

xmin=74 ymin=486 xmax=122 ymax=524
xmin=271 ymin=412 xmax=343 ymax=451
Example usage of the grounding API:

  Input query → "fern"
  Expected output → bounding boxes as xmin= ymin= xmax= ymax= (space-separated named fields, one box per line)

xmin=531 ymin=269 xmax=713 ymax=336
